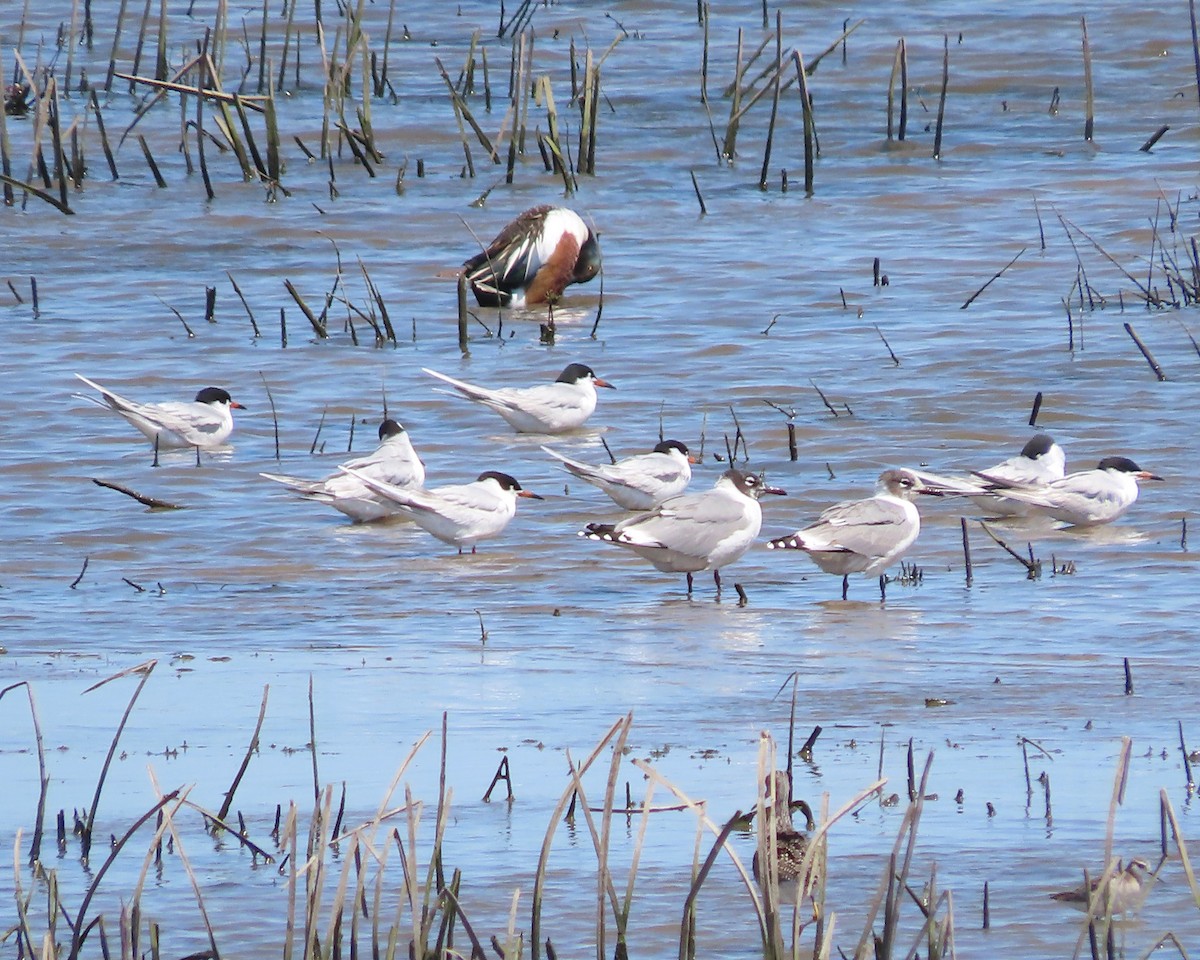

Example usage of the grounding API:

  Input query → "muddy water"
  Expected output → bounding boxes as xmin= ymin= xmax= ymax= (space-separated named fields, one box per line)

xmin=2 ymin=0 xmax=1199 ymax=956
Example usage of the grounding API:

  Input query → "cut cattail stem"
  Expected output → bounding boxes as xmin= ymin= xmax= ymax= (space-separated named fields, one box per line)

xmin=961 ymin=517 xmax=973 ymax=586
xmin=1123 ymin=322 xmax=1167 ymax=380
xmin=1029 ymin=391 xmax=1043 ymax=427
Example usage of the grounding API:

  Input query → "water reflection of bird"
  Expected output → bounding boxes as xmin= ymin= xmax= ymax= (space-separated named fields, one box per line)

xmin=260 ymin=419 xmax=425 ymax=523
xmin=973 ymin=457 xmax=1162 ymax=527
xmin=542 ymin=439 xmax=696 ymax=510
xmin=336 ymin=468 xmax=541 ymax=553
xmin=422 ymin=363 xmax=614 ymax=434
xmin=910 ymin=434 xmax=1066 ymax=516
xmin=579 ymin=469 xmax=785 ymax=595
xmin=1050 ymin=859 xmax=1150 ymax=915
xmin=767 ymin=469 xmax=936 ymax=600
xmin=462 ymin=205 xmax=601 ymax=307
xmin=74 ymin=373 xmax=244 ymax=449
xmin=752 ymin=771 xmax=817 ymax=906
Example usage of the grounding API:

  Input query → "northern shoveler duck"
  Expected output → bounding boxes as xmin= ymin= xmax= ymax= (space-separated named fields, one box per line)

xmin=74 ymin=373 xmax=244 ymax=449
xmin=768 ymin=469 xmax=938 ymax=600
xmin=462 ymin=205 xmax=601 ymax=307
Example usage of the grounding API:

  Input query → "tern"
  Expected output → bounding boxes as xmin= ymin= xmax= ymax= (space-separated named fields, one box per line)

xmin=422 ymin=362 xmax=614 ymax=434
xmin=541 ymin=439 xmax=696 ymax=510
xmin=462 ymin=205 xmax=601 ymax=307
xmin=752 ymin=771 xmax=818 ymax=910
xmin=973 ymin=456 xmax=1162 ymax=527
xmin=338 ymin=467 xmax=541 ymax=553
xmin=75 ymin=373 xmax=244 ymax=449
xmin=579 ymin=468 xmax=785 ymax=594
xmin=1051 ymin=858 xmax=1150 ymax=916
xmin=910 ymin=434 xmax=1066 ymax=516
xmin=768 ymin=468 xmax=936 ymax=600
xmin=260 ymin=419 xmax=425 ymax=523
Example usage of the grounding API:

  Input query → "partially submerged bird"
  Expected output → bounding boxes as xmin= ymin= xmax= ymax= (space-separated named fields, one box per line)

xmin=910 ymin=434 xmax=1067 ymax=516
xmin=260 ymin=419 xmax=425 ymax=523
xmin=579 ymin=468 xmax=785 ymax=594
xmin=337 ymin=467 xmax=541 ymax=553
xmin=422 ymin=363 xmax=614 ymax=434
xmin=75 ymin=373 xmax=244 ymax=449
xmin=751 ymin=771 xmax=818 ymax=908
xmin=542 ymin=439 xmax=696 ymax=510
xmin=972 ymin=456 xmax=1162 ymax=527
xmin=1051 ymin=859 xmax=1150 ymax=916
xmin=768 ymin=468 xmax=937 ymax=600
xmin=462 ymin=205 xmax=600 ymax=308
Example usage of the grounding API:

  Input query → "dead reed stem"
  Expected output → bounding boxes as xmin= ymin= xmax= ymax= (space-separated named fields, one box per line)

xmin=1081 ymin=17 xmax=1094 ymax=142
xmin=1123 ymin=323 xmax=1167 ymax=380
xmin=217 ymin=685 xmax=269 ymax=821
xmin=933 ymin=35 xmax=949 ymax=160
xmin=961 ymin=247 xmax=1025 ymax=309
xmin=0 ymin=682 xmax=50 ymax=864
xmin=758 ymin=12 xmax=782 ymax=191
xmin=792 ymin=50 xmax=815 ymax=193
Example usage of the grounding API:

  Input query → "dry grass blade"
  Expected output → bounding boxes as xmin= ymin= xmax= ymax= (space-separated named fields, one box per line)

xmin=0 ymin=683 xmax=50 ymax=863
xmin=1160 ymin=789 xmax=1200 ymax=909
xmin=80 ymin=660 xmax=158 ymax=862
xmin=0 ymin=172 xmax=75 ymax=214
xmin=216 ymin=685 xmax=269 ymax=821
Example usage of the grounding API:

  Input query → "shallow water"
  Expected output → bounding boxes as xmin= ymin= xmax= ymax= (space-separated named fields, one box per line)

xmin=2 ymin=0 xmax=1200 ymax=956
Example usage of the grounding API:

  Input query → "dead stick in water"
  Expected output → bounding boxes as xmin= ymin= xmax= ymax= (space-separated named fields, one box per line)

xmin=961 ymin=518 xmax=973 ymax=586
xmin=961 ymin=247 xmax=1026 ymax=309
xmin=1179 ymin=721 xmax=1194 ymax=790
xmin=1081 ymin=17 xmax=1094 ymax=142
xmin=978 ymin=521 xmax=1038 ymax=576
xmin=1029 ymin=391 xmax=1043 ymax=427
xmin=1124 ymin=657 xmax=1134 ymax=695
xmin=810 ymin=380 xmax=839 ymax=418
xmin=932 ymin=34 xmax=948 ymax=160
xmin=91 ymin=478 xmax=184 ymax=510
xmin=1190 ymin=0 xmax=1200 ymax=119
xmin=758 ymin=12 xmax=782 ymax=191
xmin=1139 ymin=125 xmax=1169 ymax=152
xmin=259 ymin=372 xmax=281 ymax=462
xmin=689 ymin=169 xmax=707 ymax=215
xmin=1123 ymin=322 xmax=1167 ymax=380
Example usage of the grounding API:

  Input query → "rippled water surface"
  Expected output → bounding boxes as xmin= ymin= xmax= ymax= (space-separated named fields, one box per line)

xmin=3 ymin=0 xmax=1200 ymax=956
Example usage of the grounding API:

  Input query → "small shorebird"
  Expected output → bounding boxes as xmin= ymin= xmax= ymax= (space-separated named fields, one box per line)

xmin=579 ymin=468 xmax=785 ymax=594
xmin=752 ymin=771 xmax=818 ymax=907
xmin=260 ymin=419 xmax=425 ymax=523
xmin=337 ymin=467 xmax=541 ymax=553
xmin=910 ymin=434 xmax=1067 ymax=516
xmin=462 ymin=205 xmax=601 ymax=307
xmin=1051 ymin=858 xmax=1150 ymax=916
xmin=973 ymin=456 xmax=1162 ymax=527
xmin=542 ymin=439 xmax=696 ymax=510
xmin=767 ymin=468 xmax=937 ymax=601
xmin=422 ymin=363 xmax=614 ymax=434
xmin=75 ymin=373 xmax=244 ymax=449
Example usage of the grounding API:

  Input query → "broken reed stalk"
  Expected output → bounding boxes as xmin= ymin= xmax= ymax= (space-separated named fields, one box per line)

xmin=723 ymin=29 xmax=744 ymax=158
xmin=80 ymin=660 xmax=159 ymax=862
xmin=933 ymin=34 xmax=949 ymax=160
xmin=758 ymin=13 xmax=782 ymax=191
xmin=1123 ymin=322 xmax=1167 ymax=380
xmin=530 ymin=716 xmax=628 ymax=960
xmin=689 ymin=169 xmax=707 ymax=214
xmin=0 ymin=682 xmax=51 ymax=863
xmin=1081 ymin=17 xmax=1094 ymax=142
xmin=1029 ymin=391 xmax=1043 ymax=427
xmin=1139 ymin=124 xmax=1169 ymax=152
xmin=961 ymin=517 xmax=973 ymax=586
xmin=792 ymin=50 xmax=815 ymax=193
xmin=961 ymin=247 xmax=1026 ymax=309
xmin=886 ymin=39 xmax=904 ymax=141
xmin=978 ymin=521 xmax=1039 ymax=578
xmin=216 ymin=685 xmax=269 ymax=822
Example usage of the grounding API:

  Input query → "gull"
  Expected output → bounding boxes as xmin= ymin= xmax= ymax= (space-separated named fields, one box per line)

xmin=973 ymin=456 xmax=1162 ymax=527
xmin=768 ymin=468 xmax=937 ymax=600
xmin=260 ymin=419 xmax=425 ymax=523
xmin=910 ymin=434 xmax=1066 ymax=516
xmin=752 ymin=771 xmax=819 ymax=910
xmin=75 ymin=373 xmax=244 ymax=449
xmin=579 ymin=468 xmax=785 ymax=594
xmin=338 ymin=467 xmax=541 ymax=553
xmin=541 ymin=439 xmax=696 ymax=510
xmin=422 ymin=363 xmax=614 ymax=434
xmin=462 ymin=205 xmax=601 ymax=307
xmin=1051 ymin=859 xmax=1150 ymax=916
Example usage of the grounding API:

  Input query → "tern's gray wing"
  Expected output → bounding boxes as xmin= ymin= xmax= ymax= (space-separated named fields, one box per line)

xmin=807 ymin=497 xmax=913 ymax=553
